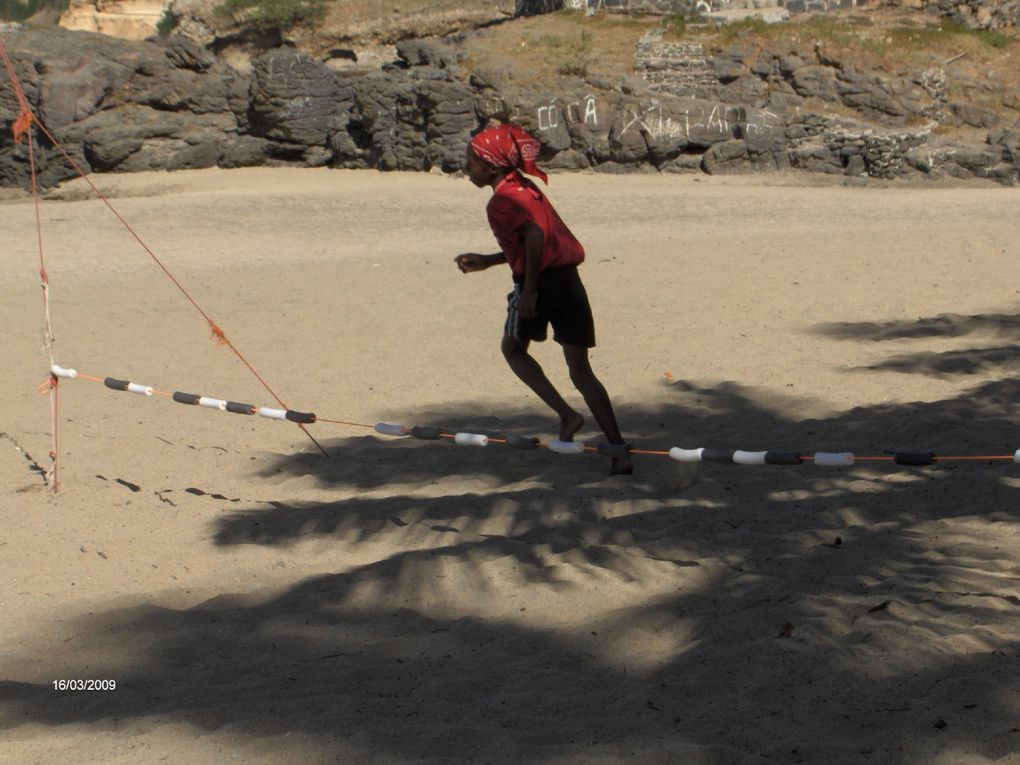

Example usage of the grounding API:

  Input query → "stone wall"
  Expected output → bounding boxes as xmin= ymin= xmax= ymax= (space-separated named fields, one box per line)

xmin=634 ymin=31 xmax=717 ymax=96
xmin=779 ymin=0 xmax=860 ymax=13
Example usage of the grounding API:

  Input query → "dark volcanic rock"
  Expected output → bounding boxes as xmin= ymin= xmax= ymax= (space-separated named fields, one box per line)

xmin=248 ymin=48 xmax=351 ymax=147
xmin=1 ymin=24 xmax=1017 ymax=189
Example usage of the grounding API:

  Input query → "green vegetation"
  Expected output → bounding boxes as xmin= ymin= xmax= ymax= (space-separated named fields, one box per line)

xmin=214 ymin=0 xmax=326 ymax=26
xmin=889 ymin=20 xmax=1014 ymax=50
xmin=565 ymin=9 xmax=647 ymax=31
xmin=790 ymin=15 xmax=876 ymax=45
xmin=715 ymin=16 xmax=769 ymax=42
xmin=660 ymin=11 xmax=708 ymax=39
xmin=534 ymin=32 xmax=564 ymax=49
xmin=522 ymin=28 xmax=597 ymax=78
xmin=0 ymin=0 xmax=67 ymax=22
xmin=155 ymin=9 xmax=175 ymax=35
xmin=557 ymin=29 xmax=595 ymax=77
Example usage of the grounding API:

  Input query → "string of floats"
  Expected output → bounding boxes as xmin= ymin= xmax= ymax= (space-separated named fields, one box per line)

xmin=47 ymin=365 xmax=1020 ymax=468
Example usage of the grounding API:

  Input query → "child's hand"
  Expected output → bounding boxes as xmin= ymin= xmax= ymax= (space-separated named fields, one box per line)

xmin=518 ymin=289 xmax=538 ymax=319
xmin=455 ymin=253 xmax=489 ymax=273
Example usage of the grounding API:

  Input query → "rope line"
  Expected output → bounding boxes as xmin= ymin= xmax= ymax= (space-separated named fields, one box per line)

xmin=47 ymin=365 xmax=1020 ymax=468
xmin=0 ymin=35 xmax=326 ymax=463
xmin=3 ymin=38 xmax=60 ymax=489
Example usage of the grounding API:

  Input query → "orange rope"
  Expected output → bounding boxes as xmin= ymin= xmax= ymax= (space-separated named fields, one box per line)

xmin=3 ymin=38 xmax=60 ymax=489
xmin=0 ymin=36 xmax=326 ymax=459
xmin=316 ymin=417 xmax=376 ymax=429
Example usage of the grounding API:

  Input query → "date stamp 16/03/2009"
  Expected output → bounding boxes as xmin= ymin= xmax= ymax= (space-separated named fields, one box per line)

xmin=52 ymin=679 xmax=117 ymax=691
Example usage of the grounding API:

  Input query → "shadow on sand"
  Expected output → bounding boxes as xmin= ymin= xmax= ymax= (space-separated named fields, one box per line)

xmin=3 ymin=308 xmax=1020 ymax=762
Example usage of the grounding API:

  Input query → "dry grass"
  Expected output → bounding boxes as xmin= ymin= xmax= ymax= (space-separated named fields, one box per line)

xmin=309 ymin=0 xmax=514 ymax=47
xmin=458 ymin=10 xmax=655 ymax=87
xmin=734 ymin=10 xmax=1018 ymax=73
xmin=456 ymin=7 xmax=1019 ymax=118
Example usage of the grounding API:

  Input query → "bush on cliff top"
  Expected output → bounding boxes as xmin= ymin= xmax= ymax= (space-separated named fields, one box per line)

xmin=0 ymin=0 xmax=67 ymax=22
xmin=215 ymin=0 xmax=326 ymax=26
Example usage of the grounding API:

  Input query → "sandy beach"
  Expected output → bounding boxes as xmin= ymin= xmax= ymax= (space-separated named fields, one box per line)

xmin=2 ymin=166 xmax=1020 ymax=764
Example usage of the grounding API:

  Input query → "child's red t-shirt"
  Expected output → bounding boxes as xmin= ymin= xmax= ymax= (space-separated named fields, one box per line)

xmin=485 ymin=173 xmax=585 ymax=278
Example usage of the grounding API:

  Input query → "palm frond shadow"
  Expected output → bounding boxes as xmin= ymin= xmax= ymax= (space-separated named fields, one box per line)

xmin=220 ymin=376 xmax=1020 ymax=550
xmin=851 ymin=345 xmax=1020 ymax=377
xmin=811 ymin=307 xmax=1020 ymax=378
xmin=812 ymin=311 xmax=1020 ymax=342
xmin=3 ymin=380 xmax=1019 ymax=761
xmin=3 ymin=495 xmax=1018 ymax=761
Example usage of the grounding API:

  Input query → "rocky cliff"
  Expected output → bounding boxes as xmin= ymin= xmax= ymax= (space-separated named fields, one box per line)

xmin=2 ymin=6 xmax=1018 ymax=189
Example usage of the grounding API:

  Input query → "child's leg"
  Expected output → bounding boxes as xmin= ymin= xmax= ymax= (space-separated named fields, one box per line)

xmin=502 ymin=335 xmax=584 ymax=441
xmin=562 ymin=344 xmax=633 ymax=475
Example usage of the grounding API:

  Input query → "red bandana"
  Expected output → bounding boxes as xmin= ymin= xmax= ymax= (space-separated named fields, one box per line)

xmin=470 ymin=123 xmax=548 ymax=184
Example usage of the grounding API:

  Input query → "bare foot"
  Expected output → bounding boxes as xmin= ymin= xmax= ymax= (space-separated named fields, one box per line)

xmin=610 ymin=455 xmax=634 ymax=476
xmin=559 ymin=411 xmax=584 ymax=441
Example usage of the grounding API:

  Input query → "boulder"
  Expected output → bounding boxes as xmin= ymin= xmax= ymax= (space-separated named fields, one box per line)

xmin=64 ymin=105 xmax=231 ymax=171
xmin=789 ymin=139 xmax=844 ymax=174
xmin=789 ymin=65 xmax=840 ymax=103
xmin=702 ymin=138 xmax=750 ymax=174
xmin=350 ymin=71 xmax=427 ymax=171
xmin=248 ymin=49 xmax=352 ymax=147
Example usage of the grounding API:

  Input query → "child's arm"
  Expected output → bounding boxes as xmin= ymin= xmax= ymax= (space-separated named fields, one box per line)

xmin=455 ymin=251 xmax=505 ymax=273
xmin=517 ymin=220 xmax=545 ymax=318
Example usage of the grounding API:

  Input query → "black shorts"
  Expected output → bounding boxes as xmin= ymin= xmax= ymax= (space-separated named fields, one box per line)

xmin=505 ymin=265 xmax=596 ymax=348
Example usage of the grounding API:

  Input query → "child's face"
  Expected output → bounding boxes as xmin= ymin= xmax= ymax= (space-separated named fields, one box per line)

xmin=465 ymin=146 xmax=499 ymax=188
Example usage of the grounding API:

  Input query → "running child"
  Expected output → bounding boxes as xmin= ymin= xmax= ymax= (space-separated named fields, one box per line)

xmin=454 ymin=123 xmax=633 ymax=475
